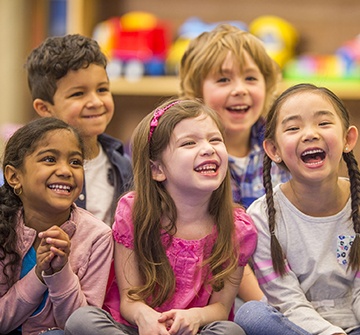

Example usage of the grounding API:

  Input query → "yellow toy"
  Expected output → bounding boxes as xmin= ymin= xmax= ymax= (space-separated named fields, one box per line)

xmin=249 ymin=15 xmax=298 ymax=68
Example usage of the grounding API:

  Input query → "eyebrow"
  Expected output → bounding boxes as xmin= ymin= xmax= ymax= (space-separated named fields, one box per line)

xmin=281 ymin=110 xmax=335 ymax=125
xmin=36 ymin=148 xmax=83 ymax=157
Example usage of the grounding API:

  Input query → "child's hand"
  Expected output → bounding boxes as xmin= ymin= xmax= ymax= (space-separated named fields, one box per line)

xmin=38 ymin=226 xmax=71 ymax=274
xmin=35 ymin=239 xmax=55 ymax=281
xmin=158 ymin=309 xmax=200 ymax=335
xmin=136 ymin=309 xmax=170 ymax=335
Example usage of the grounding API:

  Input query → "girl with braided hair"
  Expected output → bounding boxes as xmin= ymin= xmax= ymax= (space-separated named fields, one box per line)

xmin=235 ymin=83 xmax=360 ymax=335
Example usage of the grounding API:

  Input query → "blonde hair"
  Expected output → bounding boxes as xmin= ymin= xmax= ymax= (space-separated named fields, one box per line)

xmin=129 ymin=99 xmax=239 ymax=307
xmin=180 ymin=23 xmax=281 ymax=114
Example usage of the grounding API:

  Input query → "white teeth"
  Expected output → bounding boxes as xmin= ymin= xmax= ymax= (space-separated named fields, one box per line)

xmin=229 ymin=106 xmax=247 ymax=111
xmin=49 ymin=184 xmax=71 ymax=191
xmin=301 ymin=149 xmax=324 ymax=156
xmin=195 ymin=164 xmax=217 ymax=171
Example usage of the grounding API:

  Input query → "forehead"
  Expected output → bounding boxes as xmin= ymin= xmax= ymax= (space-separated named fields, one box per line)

xmin=278 ymin=91 xmax=339 ymax=119
xmin=172 ymin=114 xmax=219 ymax=135
xmin=35 ymin=129 xmax=80 ymax=148
xmin=56 ymin=64 xmax=108 ymax=87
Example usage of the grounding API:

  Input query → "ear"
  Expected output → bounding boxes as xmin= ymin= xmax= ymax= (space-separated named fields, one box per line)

xmin=263 ymin=139 xmax=282 ymax=163
xmin=33 ymin=98 xmax=53 ymax=117
xmin=344 ymin=125 xmax=358 ymax=153
xmin=150 ymin=160 xmax=166 ymax=182
xmin=4 ymin=165 xmax=21 ymax=189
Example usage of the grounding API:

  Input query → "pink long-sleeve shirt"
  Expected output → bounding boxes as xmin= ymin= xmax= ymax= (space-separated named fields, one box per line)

xmin=0 ymin=204 xmax=114 ymax=335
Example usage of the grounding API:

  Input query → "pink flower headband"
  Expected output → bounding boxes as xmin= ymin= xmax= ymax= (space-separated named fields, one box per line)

xmin=148 ymin=101 xmax=180 ymax=142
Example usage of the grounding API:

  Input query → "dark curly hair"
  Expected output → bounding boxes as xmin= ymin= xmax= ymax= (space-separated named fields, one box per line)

xmin=0 ymin=117 xmax=84 ymax=287
xmin=25 ymin=34 xmax=108 ymax=104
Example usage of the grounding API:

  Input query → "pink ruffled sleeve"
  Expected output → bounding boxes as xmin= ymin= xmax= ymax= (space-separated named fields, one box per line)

xmin=233 ymin=207 xmax=257 ymax=266
xmin=112 ymin=192 xmax=136 ymax=249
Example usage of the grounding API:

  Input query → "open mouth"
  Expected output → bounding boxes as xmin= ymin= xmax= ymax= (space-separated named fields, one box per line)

xmin=48 ymin=184 xmax=72 ymax=193
xmin=301 ymin=149 xmax=326 ymax=164
xmin=227 ymin=105 xmax=249 ymax=113
xmin=194 ymin=163 xmax=218 ymax=174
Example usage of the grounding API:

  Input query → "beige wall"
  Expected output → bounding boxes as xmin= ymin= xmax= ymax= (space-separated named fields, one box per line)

xmin=0 ymin=0 xmax=33 ymax=125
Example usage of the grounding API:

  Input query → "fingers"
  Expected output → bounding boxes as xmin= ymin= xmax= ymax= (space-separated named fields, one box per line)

xmin=38 ymin=226 xmax=71 ymax=254
xmin=37 ymin=226 xmax=71 ymax=274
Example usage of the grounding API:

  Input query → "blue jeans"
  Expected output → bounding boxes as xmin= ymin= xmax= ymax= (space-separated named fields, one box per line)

xmin=40 ymin=330 xmax=65 ymax=335
xmin=235 ymin=301 xmax=311 ymax=335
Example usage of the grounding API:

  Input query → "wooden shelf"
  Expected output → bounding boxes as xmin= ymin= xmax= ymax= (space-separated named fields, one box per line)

xmin=110 ymin=76 xmax=360 ymax=99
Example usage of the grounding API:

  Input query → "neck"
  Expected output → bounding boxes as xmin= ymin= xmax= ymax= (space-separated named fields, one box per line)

xmin=225 ymin=129 xmax=251 ymax=158
xmin=83 ymin=137 xmax=100 ymax=159
xmin=23 ymin=208 xmax=71 ymax=233
xmin=167 ymin=193 xmax=214 ymax=240
xmin=282 ymin=177 xmax=349 ymax=217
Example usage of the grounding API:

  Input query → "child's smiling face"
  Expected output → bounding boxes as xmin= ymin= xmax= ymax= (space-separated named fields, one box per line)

xmin=17 ymin=129 xmax=84 ymax=216
xmin=202 ymin=51 xmax=266 ymax=138
xmin=267 ymin=91 xmax=354 ymax=183
xmin=151 ymin=114 xmax=228 ymax=199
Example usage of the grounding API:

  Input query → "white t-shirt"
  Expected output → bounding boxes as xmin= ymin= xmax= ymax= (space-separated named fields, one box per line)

xmin=83 ymin=144 xmax=114 ymax=226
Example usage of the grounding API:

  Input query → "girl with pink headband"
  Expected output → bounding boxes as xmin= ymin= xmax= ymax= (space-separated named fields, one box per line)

xmin=65 ymin=99 xmax=257 ymax=335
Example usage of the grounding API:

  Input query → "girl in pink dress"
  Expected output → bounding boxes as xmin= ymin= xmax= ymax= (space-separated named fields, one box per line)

xmin=65 ymin=99 xmax=257 ymax=335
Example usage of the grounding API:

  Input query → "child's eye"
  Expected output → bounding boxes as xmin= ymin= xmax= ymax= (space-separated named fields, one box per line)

xmin=70 ymin=158 xmax=83 ymax=166
xmin=217 ymin=77 xmax=230 ymax=83
xmin=210 ymin=137 xmax=223 ymax=143
xmin=69 ymin=91 xmax=83 ymax=98
xmin=319 ymin=121 xmax=332 ymax=126
xmin=245 ymin=76 xmax=257 ymax=82
xmin=181 ymin=141 xmax=196 ymax=147
xmin=285 ymin=126 xmax=299 ymax=132
xmin=98 ymin=87 xmax=110 ymax=93
xmin=42 ymin=156 xmax=56 ymax=163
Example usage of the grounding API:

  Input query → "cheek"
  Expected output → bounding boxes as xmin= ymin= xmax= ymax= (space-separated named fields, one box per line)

xmin=203 ymin=84 xmax=222 ymax=107
xmin=104 ymin=96 xmax=115 ymax=111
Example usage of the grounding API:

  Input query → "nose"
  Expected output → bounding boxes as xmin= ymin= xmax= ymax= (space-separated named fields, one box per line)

xmin=200 ymin=142 xmax=216 ymax=156
xmin=56 ymin=162 xmax=72 ymax=177
xmin=302 ymin=125 xmax=320 ymax=142
xmin=85 ymin=92 xmax=104 ymax=108
xmin=230 ymin=80 xmax=247 ymax=96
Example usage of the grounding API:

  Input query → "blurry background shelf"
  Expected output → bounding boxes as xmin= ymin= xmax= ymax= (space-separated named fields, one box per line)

xmin=110 ymin=76 xmax=360 ymax=99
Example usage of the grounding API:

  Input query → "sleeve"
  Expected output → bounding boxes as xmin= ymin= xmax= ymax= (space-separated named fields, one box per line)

xmin=44 ymin=226 xmax=114 ymax=328
xmin=112 ymin=193 xmax=135 ymax=249
xmin=248 ymin=198 xmax=345 ymax=335
xmin=0 ymin=269 xmax=47 ymax=333
xmin=233 ymin=207 xmax=257 ymax=267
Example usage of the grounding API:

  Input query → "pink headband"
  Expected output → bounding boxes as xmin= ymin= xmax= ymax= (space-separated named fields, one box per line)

xmin=148 ymin=101 xmax=180 ymax=142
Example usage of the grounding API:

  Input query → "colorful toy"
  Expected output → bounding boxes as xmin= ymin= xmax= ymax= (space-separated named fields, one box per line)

xmin=249 ymin=15 xmax=298 ymax=68
xmin=283 ymin=34 xmax=360 ymax=80
xmin=93 ymin=11 xmax=171 ymax=78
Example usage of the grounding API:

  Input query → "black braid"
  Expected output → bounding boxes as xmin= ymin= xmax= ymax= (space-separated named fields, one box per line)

xmin=343 ymin=151 xmax=360 ymax=272
xmin=263 ymin=154 xmax=286 ymax=275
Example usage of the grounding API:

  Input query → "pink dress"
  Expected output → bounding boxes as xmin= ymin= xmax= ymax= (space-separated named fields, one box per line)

xmin=103 ymin=192 xmax=257 ymax=325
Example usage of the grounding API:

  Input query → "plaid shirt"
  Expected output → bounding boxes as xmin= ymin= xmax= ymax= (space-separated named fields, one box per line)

xmin=229 ymin=117 xmax=290 ymax=208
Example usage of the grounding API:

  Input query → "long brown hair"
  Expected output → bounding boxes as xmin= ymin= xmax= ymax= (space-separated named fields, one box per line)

xmin=263 ymin=83 xmax=360 ymax=275
xmin=128 ymin=99 xmax=239 ymax=307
